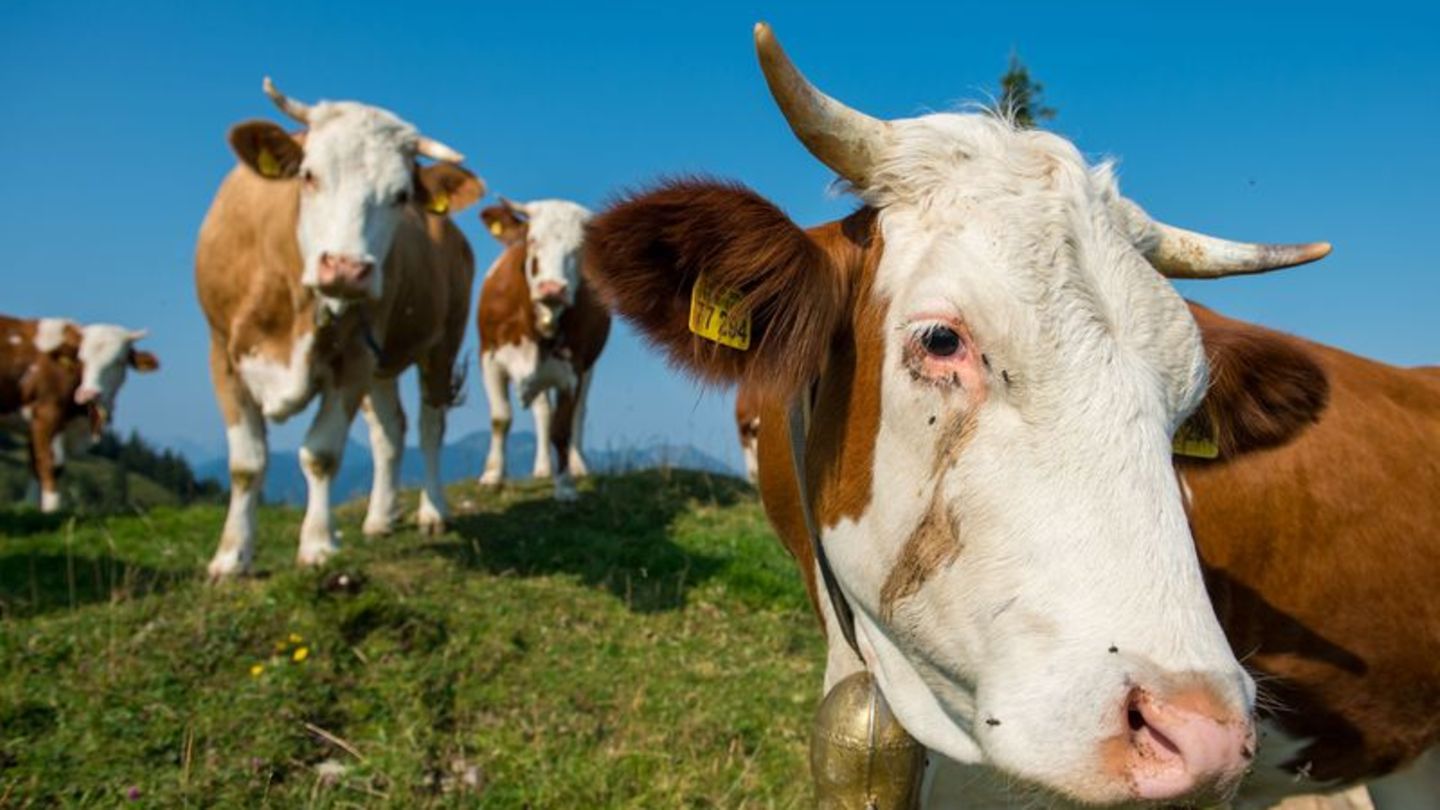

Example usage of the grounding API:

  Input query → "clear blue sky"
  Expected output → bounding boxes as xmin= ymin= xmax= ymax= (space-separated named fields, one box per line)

xmin=3 ymin=1 xmax=1436 ymax=469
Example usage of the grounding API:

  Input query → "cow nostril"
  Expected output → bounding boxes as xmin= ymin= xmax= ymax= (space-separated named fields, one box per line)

xmin=1127 ymin=705 xmax=1145 ymax=732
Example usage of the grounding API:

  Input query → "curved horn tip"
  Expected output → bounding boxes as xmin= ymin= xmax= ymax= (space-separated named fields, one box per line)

xmin=262 ymin=76 xmax=275 ymax=95
xmin=753 ymin=21 xmax=774 ymax=46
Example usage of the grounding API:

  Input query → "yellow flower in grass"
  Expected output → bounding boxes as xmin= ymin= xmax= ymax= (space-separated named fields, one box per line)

xmin=288 ymin=633 xmax=303 ymax=644
xmin=250 ymin=663 xmax=265 ymax=677
xmin=292 ymin=646 xmax=310 ymax=663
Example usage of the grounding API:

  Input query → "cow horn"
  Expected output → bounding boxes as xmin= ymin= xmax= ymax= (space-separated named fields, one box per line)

xmin=415 ymin=136 xmax=465 ymax=165
xmin=262 ymin=77 xmax=311 ymax=124
xmin=754 ymin=22 xmax=892 ymax=188
xmin=1146 ymin=221 xmax=1332 ymax=278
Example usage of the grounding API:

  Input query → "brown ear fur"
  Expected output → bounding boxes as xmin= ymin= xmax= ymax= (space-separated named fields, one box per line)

xmin=417 ymin=164 xmax=485 ymax=215
xmin=583 ymin=179 xmax=850 ymax=402
xmin=1185 ymin=302 xmax=1330 ymax=459
xmin=480 ymin=205 xmax=527 ymax=245
xmin=228 ymin=120 xmax=304 ymax=179
xmin=129 ymin=350 xmax=160 ymax=373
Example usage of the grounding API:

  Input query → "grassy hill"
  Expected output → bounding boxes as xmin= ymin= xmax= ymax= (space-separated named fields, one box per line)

xmin=0 ymin=471 xmax=824 ymax=807
xmin=0 ymin=428 xmax=221 ymax=514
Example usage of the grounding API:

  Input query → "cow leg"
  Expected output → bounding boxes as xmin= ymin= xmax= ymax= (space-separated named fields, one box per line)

xmin=208 ymin=335 xmax=269 ymax=579
xmin=297 ymin=384 xmax=362 ymax=567
xmin=531 ymin=389 xmax=555 ymax=480
xmin=417 ymin=400 xmax=449 ymax=534
xmin=361 ymin=377 xmax=405 ymax=537
xmin=566 ymin=369 xmax=593 ymax=478
xmin=27 ymin=406 xmax=62 ymax=513
xmin=479 ymin=351 xmax=510 ymax=486
xmin=551 ymin=382 xmax=579 ymax=502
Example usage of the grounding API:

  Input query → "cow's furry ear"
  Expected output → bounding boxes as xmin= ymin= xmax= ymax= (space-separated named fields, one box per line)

xmin=1183 ymin=303 xmax=1329 ymax=459
xmin=129 ymin=350 xmax=160 ymax=373
xmin=416 ymin=164 xmax=485 ymax=216
xmin=583 ymin=179 xmax=852 ymax=401
xmin=480 ymin=205 xmax=526 ymax=245
xmin=228 ymin=121 xmax=304 ymax=179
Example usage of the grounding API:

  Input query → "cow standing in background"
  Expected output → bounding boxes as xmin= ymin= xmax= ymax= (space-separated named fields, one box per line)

xmin=195 ymin=79 xmax=483 ymax=578
xmin=476 ymin=199 xmax=609 ymax=501
xmin=0 ymin=314 xmax=158 ymax=511
xmin=734 ymin=384 xmax=761 ymax=484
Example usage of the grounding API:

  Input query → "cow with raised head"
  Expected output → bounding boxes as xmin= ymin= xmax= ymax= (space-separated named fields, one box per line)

xmin=195 ymin=79 xmax=483 ymax=578
xmin=584 ymin=24 xmax=1354 ymax=809
xmin=0 ymin=315 xmax=158 ymax=512
xmin=476 ymin=198 xmax=609 ymax=501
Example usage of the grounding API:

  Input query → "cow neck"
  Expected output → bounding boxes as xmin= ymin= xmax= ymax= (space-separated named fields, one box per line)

xmin=787 ymin=388 xmax=863 ymax=661
xmin=312 ymin=300 xmax=386 ymax=366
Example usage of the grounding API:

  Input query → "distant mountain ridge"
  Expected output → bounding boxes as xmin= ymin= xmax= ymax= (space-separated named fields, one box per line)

xmin=192 ymin=430 xmax=739 ymax=505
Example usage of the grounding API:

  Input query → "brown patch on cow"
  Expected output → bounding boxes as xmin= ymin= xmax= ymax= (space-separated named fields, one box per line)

xmin=880 ymin=489 xmax=963 ymax=621
xmin=230 ymin=470 xmax=256 ymax=491
xmin=744 ymin=208 xmax=883 ymax=623
xmin=584 ymin=179 xmax=853 ymax=405
xmin=1183 ymin=304 xmax=1440 ymax=784
xmin=0 ymin=314 xmax=96 ymax=502
xmin=1182 ymin=302 xmax=1329 ymax=459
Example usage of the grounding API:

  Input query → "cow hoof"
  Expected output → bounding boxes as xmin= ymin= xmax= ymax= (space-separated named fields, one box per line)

xmin=207 ymin=554 xmax=250 ymax=582
xmin=533 ymin=468 xmax=554 ymax=481
xmin=418 ymin=515 xmax=446 ymax=536
xmin=479 ymin=470 xmax=503 ymax=487
xmin=569 ymin=459 xmax=589 ymax=478
xmin=362 ymin=517 xmax=394 ymax=537
xmin=297 ymin=541 xmax=339 ymax=568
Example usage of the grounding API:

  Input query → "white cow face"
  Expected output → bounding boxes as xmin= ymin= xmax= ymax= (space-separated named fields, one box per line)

xmin=820 ymin=115 xmax=1254 ymax=805
xmin=228 ymin=81 xmax=475 ymax=311
xmin=74 ymin=324 xmax=157 ymax=416
xmin=483 ymin=199 xmax=592 ymax=338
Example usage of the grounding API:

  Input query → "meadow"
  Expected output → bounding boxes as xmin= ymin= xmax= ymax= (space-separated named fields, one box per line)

xmin=0 ymin=471 xmax=823 ymax=808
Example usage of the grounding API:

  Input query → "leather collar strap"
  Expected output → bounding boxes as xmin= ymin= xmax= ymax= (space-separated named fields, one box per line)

xmin=787 ymin=394 xmax=864 ymax=660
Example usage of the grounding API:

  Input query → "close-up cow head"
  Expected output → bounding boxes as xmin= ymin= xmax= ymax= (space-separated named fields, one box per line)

xmin=227 ymin=79 xmax=483 ymax=308
xmin=482 ymin=198 xmax=593 ymax=338
xmin=585 ymin=24 xmax=1331 ymax=806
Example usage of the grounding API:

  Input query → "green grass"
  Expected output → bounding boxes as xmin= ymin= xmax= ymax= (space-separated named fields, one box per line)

xmin=0 ymin=471 xmax=824 ymax=808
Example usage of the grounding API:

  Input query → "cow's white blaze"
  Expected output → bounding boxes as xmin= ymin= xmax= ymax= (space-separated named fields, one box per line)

xmin=293 ymin=102 xmax=424 ymax=308
xmin=514 ymin=199 xmax=591 ymax=337
xmin=814 ymin=114 xmax=1252 ymax=803
xmin=75 ymin=324 xmax=145 ymax=410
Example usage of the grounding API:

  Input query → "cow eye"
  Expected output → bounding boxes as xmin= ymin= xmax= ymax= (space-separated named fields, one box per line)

xmin=301 ymin=169 xmax=317 ymax=189
xmin=394 ymin=189 xmax=410 ymax=206
xmin=921 ymin=325 xmax=962 ymax=357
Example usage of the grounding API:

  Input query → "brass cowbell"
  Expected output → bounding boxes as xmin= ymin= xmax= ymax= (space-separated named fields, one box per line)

xmin=810 ymin=670 xmax=926 ymax=810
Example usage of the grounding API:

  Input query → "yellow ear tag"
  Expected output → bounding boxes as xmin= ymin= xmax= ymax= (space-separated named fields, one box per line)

xmin=257 ymin=147 xmax=281 ymax=178
xmin=688 ymin=271 xmax=751 ymax=350
xmin=488 ymin=220 xmax=504 ymax=236
xmin=1172 ymin=420 xmax=1220 ymax=459
xmin=427 ymin=190 xmax=450 ymax=215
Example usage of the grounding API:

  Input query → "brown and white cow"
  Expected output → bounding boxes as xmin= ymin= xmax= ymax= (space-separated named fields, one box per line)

xmin=584 ymin=24 xmax=1342 ymax=808
xmin=735 ymin=384 xmax=761 ymax=484
xmin=0 ymin=314 xmax=158 ymax=512
xmin=475 ymin=199 xmax=609 ymax=501
xmin=195 ymin=80 xmax=483 ymax=578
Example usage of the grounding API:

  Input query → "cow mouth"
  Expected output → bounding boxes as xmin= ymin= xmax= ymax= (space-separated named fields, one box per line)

xmin=534 ymin=303 xmax=565 ymax=337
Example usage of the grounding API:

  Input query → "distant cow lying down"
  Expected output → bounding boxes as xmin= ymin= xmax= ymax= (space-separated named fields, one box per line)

xmin=0 ymin=314 xmax=158 ymax=511
xmin=476 ymin=198 xmax=609 ymax=501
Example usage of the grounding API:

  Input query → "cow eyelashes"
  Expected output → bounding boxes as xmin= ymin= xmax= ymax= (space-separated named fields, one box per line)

xmin=300 ymin=169 xmax=318 ymax=190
